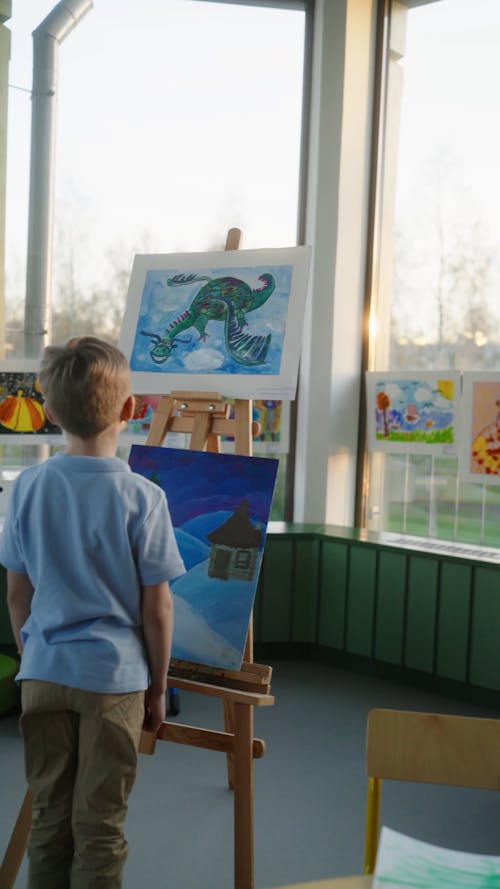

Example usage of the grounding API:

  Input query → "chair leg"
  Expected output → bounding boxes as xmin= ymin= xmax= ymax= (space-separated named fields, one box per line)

xmin=363 ymin=776 xmax=380 ymax=874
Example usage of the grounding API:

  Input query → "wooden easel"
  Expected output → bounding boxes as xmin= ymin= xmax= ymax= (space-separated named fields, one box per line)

xmin=138 ymin=384 xmax=275 ymax=889
xmin=0 ymin=229 xmax=275 ymax=889
xmin=135 ymin=226 xmax=275 ymax=888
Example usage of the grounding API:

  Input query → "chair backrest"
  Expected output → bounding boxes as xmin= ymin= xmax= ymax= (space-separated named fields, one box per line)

xmin=367 ymin=708 xmax=500 ymax=789
xmin=363 ymin=708 xmax=500 ymax=873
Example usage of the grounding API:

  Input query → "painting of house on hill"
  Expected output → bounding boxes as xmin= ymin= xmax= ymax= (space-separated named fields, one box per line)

xmin=128 ymin=445 xmax=278 ymax=670
xmin=207 ymin=499 xmax=261 ymax=582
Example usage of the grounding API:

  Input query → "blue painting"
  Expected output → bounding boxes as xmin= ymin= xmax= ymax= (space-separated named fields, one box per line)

xmin=128 ymin=445 xmax=278 ymax=670
xmin=129 ymin=263 xmax=291 ymax=376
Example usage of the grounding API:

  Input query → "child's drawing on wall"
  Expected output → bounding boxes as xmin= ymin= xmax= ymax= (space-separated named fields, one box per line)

xmin=366 ymin=372 xmax=460 ymax=454
xmin=126 ymin=394 xmax=160 ymax=434
xmin=0 ymin=370 xmax=61 ymax=436
xmin=468 ymin=381 xmax=500 ymax=477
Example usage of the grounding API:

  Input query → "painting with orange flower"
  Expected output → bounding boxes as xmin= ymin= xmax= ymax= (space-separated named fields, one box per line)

xmin=461 ymin=373 xmax=500 ymax=484
xmin=366 ymin=371 xmax=461 ymax=454
xmin=0 ymin=364 xmax=62 ymax=439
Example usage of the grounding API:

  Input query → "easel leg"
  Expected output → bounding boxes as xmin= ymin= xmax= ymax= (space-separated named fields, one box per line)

xmin=225 ymin=625 xmax=253 ymax=789
xmin=224 ymin=700 xmax=235 ymax=790
xmin=233 ymin=703 xmax=254 ymax=889
xmin=0 ymin=789 xmax=32 ymax=889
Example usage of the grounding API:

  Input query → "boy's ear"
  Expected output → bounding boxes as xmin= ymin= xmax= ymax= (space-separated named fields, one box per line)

xmin=120 ymin=394 xmax=135 ymax=424
xmin=44 ymin=405 xmax=58 ymax=425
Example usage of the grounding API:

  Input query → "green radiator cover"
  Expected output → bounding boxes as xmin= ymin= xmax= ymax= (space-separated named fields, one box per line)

xmin=255 ymin=523 xmax=500 ymax=703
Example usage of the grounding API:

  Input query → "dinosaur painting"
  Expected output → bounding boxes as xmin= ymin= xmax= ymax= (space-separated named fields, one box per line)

xmin=141 ymin=272 xmax=276 ymax=367
xmin=120 ymin=246 xmax=311 ymax=399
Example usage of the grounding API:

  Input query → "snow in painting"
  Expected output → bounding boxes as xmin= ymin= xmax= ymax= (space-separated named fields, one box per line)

xmin=128 ymin=445 xmax=278 ymax=670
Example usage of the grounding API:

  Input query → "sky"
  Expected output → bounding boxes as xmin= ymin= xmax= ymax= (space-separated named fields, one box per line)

xmin=129 ymin=444 xmax=278 ymax=526
xmin=5 ymin=0 xmax=305 ymax=303
xmin=6 ymin=0 xmax=500 ymax=344
xmin=392 ymin=0 xmax=500 ymax=342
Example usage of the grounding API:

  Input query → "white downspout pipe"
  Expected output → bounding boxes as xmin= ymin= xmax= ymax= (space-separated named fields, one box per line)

xmin=24 ymin=0 xmax=93 ymax=358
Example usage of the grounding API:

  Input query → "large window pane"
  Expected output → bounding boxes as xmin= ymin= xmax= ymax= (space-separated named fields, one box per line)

xmin=367 ymin=0 xmax=500 ymax=545
xmin=4 ymin=1 xmax=305 ymax=518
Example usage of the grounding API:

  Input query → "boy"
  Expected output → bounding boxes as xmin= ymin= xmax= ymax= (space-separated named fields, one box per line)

xmin=0 ymin=336 xmax=184 ymax=889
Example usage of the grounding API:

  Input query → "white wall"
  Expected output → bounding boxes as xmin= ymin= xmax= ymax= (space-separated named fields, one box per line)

xmin=294 ymin=0 xmax=377 ymax=525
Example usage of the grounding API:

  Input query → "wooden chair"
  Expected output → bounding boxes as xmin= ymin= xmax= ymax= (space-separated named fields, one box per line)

xmin=364 ymin=708 xmax=500 ymax=873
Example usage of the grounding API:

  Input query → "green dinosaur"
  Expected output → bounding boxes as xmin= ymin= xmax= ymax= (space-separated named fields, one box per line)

xmin=141 ymin=272 xmax=275 ymax=366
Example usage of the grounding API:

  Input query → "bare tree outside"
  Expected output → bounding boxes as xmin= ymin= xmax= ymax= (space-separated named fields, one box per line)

xmin=390 ymin=150 xmax=500 ymax=372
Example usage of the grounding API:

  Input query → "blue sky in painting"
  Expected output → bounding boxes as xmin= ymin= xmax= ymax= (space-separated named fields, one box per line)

xmin=129 ymin=263 xmax=292 ymax=376
xmin=129 ymin=445 xmax=278 ymax=527
xmin=128 ymin=446 xmax=278 ymax=668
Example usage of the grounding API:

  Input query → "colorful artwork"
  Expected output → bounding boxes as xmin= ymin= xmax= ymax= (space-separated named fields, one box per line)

xmin=374 ymin=827 xmax=500 ymax=888
xmin=461 ymin=373 xmax=500 ymax=484
xmin=366 ymin=371 xmax=460 ymax=454
xmin=253 ymin=400 xmax=282 ymax=443
xmin=128 ymin=445 xmax=278 ymax=669
xmin=126 ymin=394 xmax=161 ymax=435
xmin=119 ymin=246 xmax=311 ymax=399
xmin=0 ymin=363 xmax=62 ymax=439
xmin=224 ymin=399 xmax=283 ymax=444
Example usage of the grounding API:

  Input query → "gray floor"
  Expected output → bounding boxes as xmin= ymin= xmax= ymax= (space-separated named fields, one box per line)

xmin=2 ymin=659 xmax=500 ymax=888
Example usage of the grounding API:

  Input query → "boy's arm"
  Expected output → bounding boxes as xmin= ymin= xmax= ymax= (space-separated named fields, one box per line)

xmin=7 ymin=570 xmax=34 ymax=653
xmin=141 ymin=581 xmax=174 ymax=733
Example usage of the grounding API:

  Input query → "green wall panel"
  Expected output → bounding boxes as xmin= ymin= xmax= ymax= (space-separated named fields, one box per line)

xmin=404 ymin=556 xmax=438 ymax=673
xmin=436 ymin=561 xmax=471 ymax=682
xmin=258 ymin=540 xmax=294 ymax=642
xmin=255 ymin=527 xmax=500 ymax=696
xmin=469 ymin=566 xmax=500 ymax=690
xmin=317 ymin=540 xmax=348 ymax=648
xmin=374 ymin=551 xmax=407 ymax=665
xmin=291 ymin=539 xmax=319 ymax=643
xmin=345 ymin=545 xmax=377 ymax=656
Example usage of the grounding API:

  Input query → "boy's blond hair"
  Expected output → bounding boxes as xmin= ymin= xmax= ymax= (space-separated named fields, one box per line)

xmin=39 ymin=336 xmax=131 ymax=439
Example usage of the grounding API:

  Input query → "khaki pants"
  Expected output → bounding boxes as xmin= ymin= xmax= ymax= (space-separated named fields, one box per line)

xmin=21 ymin=680 xmax=145 ymax=889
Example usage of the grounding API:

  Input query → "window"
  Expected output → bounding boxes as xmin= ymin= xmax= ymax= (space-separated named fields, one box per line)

xmin=366 ymin=0 xmax=500 ymax=545
xmin=4 ymin=1 xmax=307 ymax=519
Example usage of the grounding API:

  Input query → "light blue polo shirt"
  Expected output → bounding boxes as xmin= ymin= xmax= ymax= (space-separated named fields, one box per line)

xmin=0 ymin=452 xmax=185 ymax=693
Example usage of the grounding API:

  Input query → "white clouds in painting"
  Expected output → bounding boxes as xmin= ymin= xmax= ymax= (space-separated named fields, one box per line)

xmin=183 ymin=347 xmax=225 ymax=371
xmin=414 ymin=386 xmax=432 ymax=402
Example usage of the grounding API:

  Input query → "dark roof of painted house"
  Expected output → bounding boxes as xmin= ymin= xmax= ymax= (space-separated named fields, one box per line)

xmin=207 ymin=498 xmax=262 ymax=547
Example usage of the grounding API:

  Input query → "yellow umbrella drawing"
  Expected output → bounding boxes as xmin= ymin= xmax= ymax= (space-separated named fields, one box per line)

xmin=0 ymin=389 xmax=45 ymax=432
